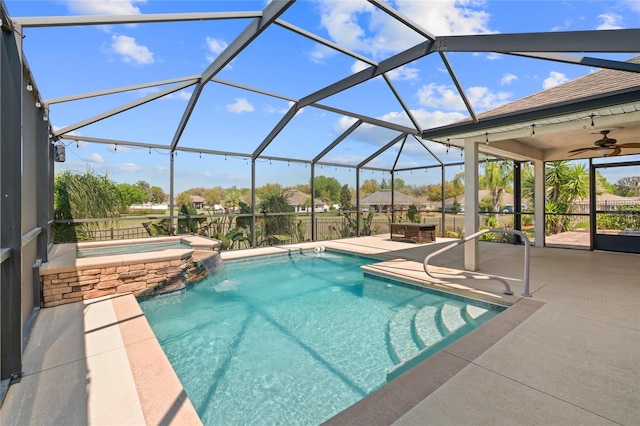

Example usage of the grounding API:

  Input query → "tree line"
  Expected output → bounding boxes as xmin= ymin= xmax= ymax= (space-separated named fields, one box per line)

xmin=53 ymin=162 xmax=638 ymax=241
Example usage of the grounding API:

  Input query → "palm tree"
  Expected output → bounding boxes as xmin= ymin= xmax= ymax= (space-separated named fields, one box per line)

xmin=480 ymin=161 xmax=513 ymax=212
xmin=258 ymin=190 xmax=294 ymax=244
xmin=544 ymin=161 xmax=589 ymax=234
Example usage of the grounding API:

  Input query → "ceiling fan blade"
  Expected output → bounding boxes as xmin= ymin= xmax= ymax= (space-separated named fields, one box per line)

xmin=608 ymin=147 xmax=622 ymax=156
xmin=619 ymin=143 xmax=640 ymax=148
xmin=567 ymin=147 xmax=594 ymax=154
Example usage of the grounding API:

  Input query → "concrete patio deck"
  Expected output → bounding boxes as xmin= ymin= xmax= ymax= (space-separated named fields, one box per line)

xmin=1 ymin=235 xmax=638 ymax=425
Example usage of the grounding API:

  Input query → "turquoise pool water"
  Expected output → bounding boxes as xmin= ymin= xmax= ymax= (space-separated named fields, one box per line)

xmin=76 ymin=241 xmax=190 ymax=258
xmin=139 ymin=251 xmax=503 ymax=425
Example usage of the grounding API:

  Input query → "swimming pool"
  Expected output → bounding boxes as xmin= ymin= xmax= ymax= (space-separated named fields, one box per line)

xmin=139 ymin=251 xmax=504 ymax=425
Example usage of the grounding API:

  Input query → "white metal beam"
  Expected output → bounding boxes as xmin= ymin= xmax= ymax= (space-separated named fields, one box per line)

xmin=14 ymin=11 xmax=261 ymax=27
xmin=53 ymin=80 xmax=194 ymax=137
xmin=434 ymin=29 xmax=640 ymax=53
xmin=46 ymin=75 xmax=200 ymax=104
xmin=201 ymin=0 xmax=293 ymax=84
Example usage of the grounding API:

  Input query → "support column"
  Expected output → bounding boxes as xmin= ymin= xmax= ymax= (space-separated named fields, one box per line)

xmin=534 ymin=160 xmax=545 ymax=247
xmin=1 ymin=21 xmax=24 ymax=382
xmin=463 ymin=140 xmax=479 ymax=271
xmin=169 ymin=152 xmax=175 ymax=234
xmin=251 ymin=158 xmax=256 ymax=247
xmin=355 ymin=168 xmax=361 ymax=237
xmin=310 ymin=163 xmax=316 ymax=241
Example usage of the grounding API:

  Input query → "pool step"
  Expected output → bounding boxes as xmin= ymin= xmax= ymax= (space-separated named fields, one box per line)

xmin=441 ymin=304 xmax=468 ymax=334
xmin=386 ymin=303 xmax=479 ymax=381
xmin=387 ymin=303 xmax=484 ymax=367
xmin=387 ymin=305 xmax=421 ymax=364
xmin=387 ymin=304 xmax=457 ymax=365
xmin=414 ymin=305 xmax=444 ymax=348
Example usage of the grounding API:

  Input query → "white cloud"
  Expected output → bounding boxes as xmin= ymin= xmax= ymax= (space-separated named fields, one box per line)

xmin=111 ymin=35 xmax=154 ymax=65
xmin=543 ymin=71 xmax=569 ymax=90
xmin=466 ymin=86 xmax=512 ymax=111
xmin=324 ymin=154 xmax=368 ymax=164
xmin=308 ymin=44 xmax=337 ymax=64
xmin=406 ymin=109 xmax=466 ymax=129
xmin=351 ymin=60 xmax=370 ymax=74
xmin=621 ymin=0 xmax=640 ymax=13
xmin=67 ymin=0 xmax=145 ymax=15
xmin=85 ymin=153 xmax=103 ymax=163
xmin=137 ymin=87 xmax=160 ymax=97
xmin=206 ymin=37 xmax=227 ymax=54
xmin=162 ymin=90 xmax=192 ymax=101
xmin=205 ymin=37 xmax=228 ymax=62
xmin=137 ymin=87 xmax=191 ymax=100
xmin=417 ymin=83 xmax=464 ymax=110
xmin=266 ymin=101 xmax=303 ymax=115
xmin=333 ymin=108 xmax=464 ymax=150
xmin=386 ymin=65 xmax=419 ymax=81
xmin=226 ymin=98 xmax=254 ymax=113
xmin=417 ymin=83 xmax=512 ymax=112
xmin=596 ymin=13 xmax=624 ymax=30
xmin=316 ymin=0 xmax=495 ymax=58
xmin=336 ymin=116 xmax=359 ymax=132
xmin=115 ymin=162 xmax=143 ymax=172
xmin=206 ymin=37 xmax=229 ymax=62
xmin=501 ymin=73 xmax=518 ymax=85
xmin=394 ymin=0 xmax=494 ymax=36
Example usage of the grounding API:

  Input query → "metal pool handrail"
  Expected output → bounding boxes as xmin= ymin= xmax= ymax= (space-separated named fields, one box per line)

xmin=423 ymin=229 xmax=531 ymax=297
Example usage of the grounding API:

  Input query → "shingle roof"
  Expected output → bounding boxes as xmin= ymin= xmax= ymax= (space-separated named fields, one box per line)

xmin=285 ymin=189 xmax=324 ymax=206
xmin=478 ymin=56 xmax=640 ymax=120
xmin=361 ymin=190 xmax=414 ymax=205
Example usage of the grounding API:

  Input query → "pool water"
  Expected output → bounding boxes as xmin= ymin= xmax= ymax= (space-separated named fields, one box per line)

xmin=76 ymin=241 xmax=190 ymax=258
xmin=139 ymin=251 xmax=502 ymax=425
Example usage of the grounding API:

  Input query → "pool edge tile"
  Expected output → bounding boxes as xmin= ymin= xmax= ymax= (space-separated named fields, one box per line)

xmin=111 ymin=294 xmax=202 ymax=426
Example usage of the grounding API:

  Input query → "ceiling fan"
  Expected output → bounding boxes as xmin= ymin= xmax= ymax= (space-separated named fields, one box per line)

xmin=568 ymin=130 xmax=640 ymax=157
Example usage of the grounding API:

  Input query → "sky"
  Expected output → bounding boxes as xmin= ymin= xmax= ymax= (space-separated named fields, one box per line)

xmin=6 ymin=0 xmax=640 ymax=194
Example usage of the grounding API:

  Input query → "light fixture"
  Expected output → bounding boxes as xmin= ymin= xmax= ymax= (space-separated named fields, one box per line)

xmin=590 ymin=114 xmax=595 ymax=127
xmin=35 ymin=100 xmax=42 ymax=108
xmin=42 ymin=111 xmax=48 ymax=121
xmin=26 ymin=81 xmax=33 ymax=91
xmin=531 ymin=124 xmax=536 ymax=138
xmin=485 ymin=132 xmax=489 ymax=145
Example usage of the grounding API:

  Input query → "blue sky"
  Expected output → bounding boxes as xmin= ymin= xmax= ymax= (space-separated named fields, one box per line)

xmin=7 ymin=0 xmax=640 ymax=194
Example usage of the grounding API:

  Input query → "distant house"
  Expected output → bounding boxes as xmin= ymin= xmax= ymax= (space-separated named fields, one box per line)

xmin=444 ymin=190 xmax=514 ymax=213
xmin=190 ymin=195 xmax=205 ymax=209
xmin=574 ymin=193 xmax=640 ymax=214
xmin=360 ymin=190 xmax=414 ymax=213
xmin=285 ymin=189 xmax=328 ymax=212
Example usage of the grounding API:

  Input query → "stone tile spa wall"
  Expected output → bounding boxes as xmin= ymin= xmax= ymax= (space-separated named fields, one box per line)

xmin=41 ymin=251 xmax=219 ymax=307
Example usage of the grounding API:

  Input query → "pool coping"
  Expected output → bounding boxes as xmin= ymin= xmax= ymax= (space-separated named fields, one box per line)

xmin=40 ymin=235 xmax=220 ymax=275
xmin=110 ymin=294 xmax=202 ymax=425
